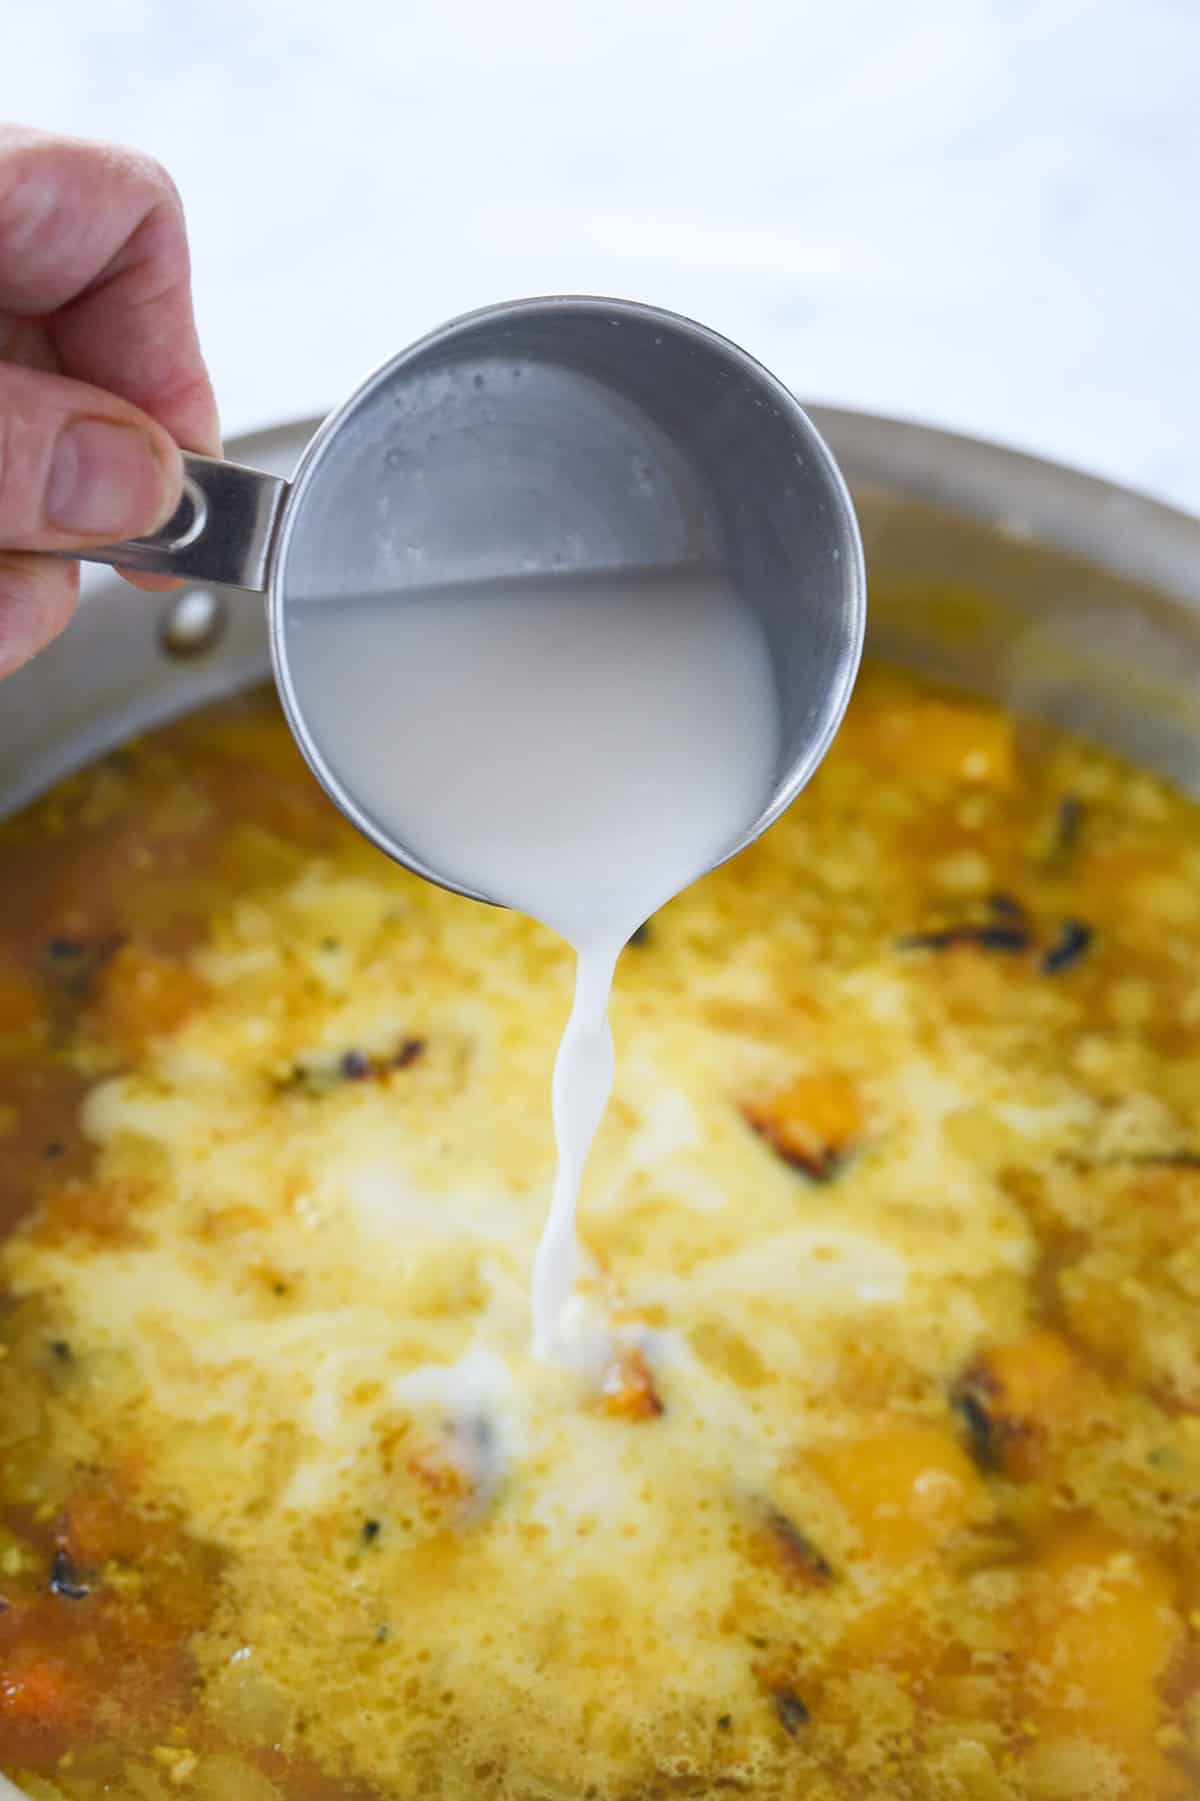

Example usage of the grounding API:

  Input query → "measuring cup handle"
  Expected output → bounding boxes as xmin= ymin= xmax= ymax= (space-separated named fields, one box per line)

xmin=63 ymin=452 xmax=289 ymax=593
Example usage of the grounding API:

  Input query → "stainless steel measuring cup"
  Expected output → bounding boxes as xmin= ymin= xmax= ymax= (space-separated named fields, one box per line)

xmin=72 ymin=296 xmax=866 ymax=903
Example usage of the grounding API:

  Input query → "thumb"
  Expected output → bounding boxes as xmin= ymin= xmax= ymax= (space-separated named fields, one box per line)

xmin=0 ymin=361 xmax=182 ymax=551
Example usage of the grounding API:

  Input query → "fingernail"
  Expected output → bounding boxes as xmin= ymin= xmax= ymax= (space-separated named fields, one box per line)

xmin=46 ymin=420 xmax=175 ymax=538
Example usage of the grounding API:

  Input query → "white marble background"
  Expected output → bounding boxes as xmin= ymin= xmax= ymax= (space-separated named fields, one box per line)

xmin=5 ymin=0 xmax=1199 ymax=510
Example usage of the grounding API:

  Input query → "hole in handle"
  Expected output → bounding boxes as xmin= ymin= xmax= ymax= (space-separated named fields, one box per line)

xmin=139 ymin=474 xmax=209 ymax=553
xmin=161 ymin=475 xmax=208 ymax=550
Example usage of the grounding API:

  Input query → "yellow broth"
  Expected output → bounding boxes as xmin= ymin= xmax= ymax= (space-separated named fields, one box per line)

xmin=0 ymin=666 xmax=1196 ymax=1801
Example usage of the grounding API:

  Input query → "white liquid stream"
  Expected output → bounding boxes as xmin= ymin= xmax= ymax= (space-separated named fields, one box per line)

xmin=288 ymin=569 xmax=780 ymax=1361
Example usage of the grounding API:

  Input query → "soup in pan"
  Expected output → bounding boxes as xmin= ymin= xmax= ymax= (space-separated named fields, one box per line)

xmin=0 ymin=663 xmax=1196 ymax=1801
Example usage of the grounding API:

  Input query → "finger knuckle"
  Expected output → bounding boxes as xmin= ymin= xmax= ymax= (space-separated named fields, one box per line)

xmin=0 ymin=139 xmax=63 ymax=259
xmin=0 ymin=402 xmax=44 ymax=541
xmin=50 ymin=137 xmax=184 ymax=228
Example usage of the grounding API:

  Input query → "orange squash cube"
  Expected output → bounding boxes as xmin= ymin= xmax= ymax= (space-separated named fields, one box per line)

xmin=93 ymin=944 xmax=209 ymax=1054
xmin=742 ymin=1072 xmax=863 ymax=1179
xmin=599 ymin=1347 xmax=664 ymax=1421
xmin=956 ymin=1328 xmax=1096 ymax=1479
xmin=1023 ymin=1525 xmax=1183 ymax=1780
xmin=812 ymin=1422 xmax=991 ymax=1564
xmin=851 ymin=693 xmax=1016 ymax=790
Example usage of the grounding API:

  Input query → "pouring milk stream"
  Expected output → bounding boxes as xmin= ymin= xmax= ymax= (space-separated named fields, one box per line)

xmin=287 ymin=567 xmax=781 ymax=1359
xmin=50 ymin=299 xmax=864 ymax=1361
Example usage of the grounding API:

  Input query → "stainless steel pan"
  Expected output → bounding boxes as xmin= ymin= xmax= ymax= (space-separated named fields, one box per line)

xmin=0 ymin=412 xmax=1196 ymax=1801
xmin=2 ymin=408 xmax=1199 ymax=820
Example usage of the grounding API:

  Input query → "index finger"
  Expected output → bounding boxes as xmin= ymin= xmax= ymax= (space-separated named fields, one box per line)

xmin=0 ymin=125 xmax=220 ymax=456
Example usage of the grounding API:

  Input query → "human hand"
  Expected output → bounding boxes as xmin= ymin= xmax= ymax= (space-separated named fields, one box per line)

xmin=0 ymin=124 xmax=219 ymax=680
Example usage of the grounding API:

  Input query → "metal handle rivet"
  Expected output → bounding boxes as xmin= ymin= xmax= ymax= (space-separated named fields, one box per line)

xmin=159 ymin=586 xmax=227 ymax=659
